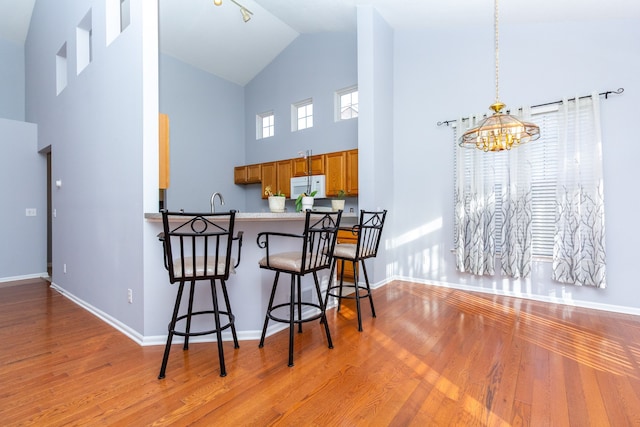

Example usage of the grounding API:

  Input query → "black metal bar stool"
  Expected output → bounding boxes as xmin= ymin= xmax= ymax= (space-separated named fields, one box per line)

xmin=157 ymin=210 xmax=243 ymax=378
xmin=324 ymin=210 xmax=387 ymax=332
xmin=257 ymin=210 xmax=342 ymax=367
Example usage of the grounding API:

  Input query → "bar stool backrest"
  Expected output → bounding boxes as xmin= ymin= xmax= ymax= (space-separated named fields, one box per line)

xmin=301 ymin=211 xmax=342 ymax=273
xmin=354 ymin=210 xmax=387 ymax=260
xmin=160 ymin=210 xmax=237 ymax=283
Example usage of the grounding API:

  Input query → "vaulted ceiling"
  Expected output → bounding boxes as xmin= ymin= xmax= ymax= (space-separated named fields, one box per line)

xmin=1 ymin=0 xmax=639 ymax=86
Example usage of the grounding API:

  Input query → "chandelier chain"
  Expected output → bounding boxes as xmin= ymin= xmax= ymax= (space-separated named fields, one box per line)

xmin=494 ymin=0 xmax=500 ymax=104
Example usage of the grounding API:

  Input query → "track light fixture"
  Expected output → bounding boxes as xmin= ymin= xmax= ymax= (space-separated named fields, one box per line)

xmin=213 ymin=0 xmax=253 ymax=23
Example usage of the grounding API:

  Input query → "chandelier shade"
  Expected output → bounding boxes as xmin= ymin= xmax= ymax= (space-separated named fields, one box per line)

xmin=460 ymin=102 xmax=540 ymax=151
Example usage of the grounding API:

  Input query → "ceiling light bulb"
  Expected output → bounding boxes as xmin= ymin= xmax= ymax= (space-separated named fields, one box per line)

xmin=213 ymin=0 xmax=222 ymax=6
xmin=240 ymin=7 xmax=252 ymax=22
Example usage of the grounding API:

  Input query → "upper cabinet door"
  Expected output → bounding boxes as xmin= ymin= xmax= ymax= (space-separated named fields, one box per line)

xmin=276 ymin=159 xmax=293 ymax=198
xmin=345 ymin=149 xmax=358 ymax=196
xmin=261 ymin=162 xmax=277 ymax=199
xmin=292 ymin=155 xmax=324 ymax=177
xmin=324 ymin=151 xmax=346 ymax=197
xmin=159 ymin=113 xmax=170 ymax=189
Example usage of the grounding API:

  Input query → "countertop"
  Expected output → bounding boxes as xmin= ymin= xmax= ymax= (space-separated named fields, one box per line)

xmin=144 ymin=211 xmax=357 ymax=223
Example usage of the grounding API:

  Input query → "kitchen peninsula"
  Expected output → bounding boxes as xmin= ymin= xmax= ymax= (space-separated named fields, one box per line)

xmin=144 ymin=211 xmax=356 ymax=342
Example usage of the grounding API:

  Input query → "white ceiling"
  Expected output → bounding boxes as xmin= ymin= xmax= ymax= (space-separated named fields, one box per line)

xmin=2 ymin=0 xmax=639 ymax=86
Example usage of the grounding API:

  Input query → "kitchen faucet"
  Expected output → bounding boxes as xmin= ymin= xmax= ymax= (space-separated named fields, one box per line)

xmin=210 ymin=192 xmax=225 ymax=213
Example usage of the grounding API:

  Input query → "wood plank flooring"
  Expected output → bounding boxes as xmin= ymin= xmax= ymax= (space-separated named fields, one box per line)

xmin=1 ymin=278 xmax=640 ymax=426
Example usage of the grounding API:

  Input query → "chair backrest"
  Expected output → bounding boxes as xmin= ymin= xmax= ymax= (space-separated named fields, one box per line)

xmin=300 ymin=210 xmax=342 ymax=274
xmin=355 ymin=210 xmax=387 ymax=260
xmin=160 ymin=210 xmax=237 ymax=283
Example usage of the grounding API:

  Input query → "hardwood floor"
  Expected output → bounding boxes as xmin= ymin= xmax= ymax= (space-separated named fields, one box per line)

xmin=2 ymin=278 xmax=640 ymax=426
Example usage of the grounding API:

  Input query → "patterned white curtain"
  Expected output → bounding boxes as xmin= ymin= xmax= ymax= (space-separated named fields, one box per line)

xmin=553 ymin=94 xmax=606 ymax=288
xmin=454 ymin=115 xmax=496 ymax=276
xmin=455 ymin=109 xmax=534 ymax=279
xmin=499 ymin=107 xmax=534 ymax=279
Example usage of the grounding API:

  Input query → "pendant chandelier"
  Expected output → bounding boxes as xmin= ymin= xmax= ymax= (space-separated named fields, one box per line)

xmin=460 ymin=0 xmax=540 ymax=152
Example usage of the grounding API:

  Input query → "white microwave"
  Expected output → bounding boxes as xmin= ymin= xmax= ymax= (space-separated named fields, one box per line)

xmin=290 ymin=175 xmax=326 ymax=200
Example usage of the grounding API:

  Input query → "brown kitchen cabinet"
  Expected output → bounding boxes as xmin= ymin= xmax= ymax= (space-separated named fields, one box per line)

xmin=261 ymin=162 xmax=277 ymax=199
xmin=261 ymin=160 xmax=292 ymax=199
xmin=234 ymin=163 xmax=261 ymax=184
xmin=159 ymin=113 xmax=170 ymax=189
xmin=345 ymin=149 xmax=358 ymax=195
xmin=292 ymin=155 xmax=324 ymax=177
xmin=324 ymin=151 xmax=346 ymax=197
xmin=276 ymin=159 xmax=293 ymax=198
xmin=237 ymin=148 xmax=357 ymax=197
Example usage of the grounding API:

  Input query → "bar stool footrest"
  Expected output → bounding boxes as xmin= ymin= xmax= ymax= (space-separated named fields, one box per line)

xmin=170 ymin=310 xmax=235 ymax=337
xmin=266 ymin=302 xmax=325 ymax=325
xmin=326 ymin=284 xmax=372 ymax=300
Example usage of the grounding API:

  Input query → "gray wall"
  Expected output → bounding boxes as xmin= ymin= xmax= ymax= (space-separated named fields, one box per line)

xmin=244 ymin=32 xmax=358 ymax=164
xmin=159 ymin=53 xmax=246 ymax=213
xmin=0 ymin=118 xmax=45 ymax=279
xmin=25 ymin=0 xmax=157 ymax=334
xmin=0 ymin=37 xmax=25 ymax=121
xmin=391 ymin=18 xmax=640 ymax=312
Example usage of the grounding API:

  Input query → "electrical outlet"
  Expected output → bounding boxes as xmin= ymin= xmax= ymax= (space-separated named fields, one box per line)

xmin=26 ymin=208 xmax=37 ymax=216
xmin=127 ymin=289 xmax=133 ymax=304
xmin=63 ymin=264 xmax=67 ymax=274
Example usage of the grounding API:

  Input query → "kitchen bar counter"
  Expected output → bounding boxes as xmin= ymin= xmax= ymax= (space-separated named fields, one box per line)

xmin=143 ymin=210 xmax=356 ymax=343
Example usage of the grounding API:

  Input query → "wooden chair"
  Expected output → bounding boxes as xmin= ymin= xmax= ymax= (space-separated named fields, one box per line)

xmin=158 ymin=210 xmax=243 ymax=378
xmin=257 ymin=210 xmax=342 ymax=367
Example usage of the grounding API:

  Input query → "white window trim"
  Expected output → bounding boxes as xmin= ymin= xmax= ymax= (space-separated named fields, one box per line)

xmin=256 ymin=111 xmax=275 ymax=140
xmin=335 ymin=85 xmax=358 ymax=121
xmin=291 ymin=98 xmax=313 ymax=132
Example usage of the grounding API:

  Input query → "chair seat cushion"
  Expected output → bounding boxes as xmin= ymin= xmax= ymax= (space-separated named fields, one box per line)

xmin=259 ymin=252 xmax=327 ymax=273
xmin=172 ymin=256 xmax=235 ymax=279
xmin=333 ymin=243 xmax=357 ymax=260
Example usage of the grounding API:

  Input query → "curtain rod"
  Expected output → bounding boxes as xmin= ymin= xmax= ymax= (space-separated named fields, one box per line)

xmin=437 ymin=87 xmax=624 ymax=127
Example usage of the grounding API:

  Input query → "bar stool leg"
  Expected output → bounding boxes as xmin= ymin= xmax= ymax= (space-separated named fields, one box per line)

xmin=296 ymin=275 xmax=303 ymax=333
xmin=337 ymin=260 xmax=347 ymax=311
xmin=209 ymin=278 xmax=227 ymax=377
xmin=313 ymin=271 xmax=333 ymax=349
xmin=322 ymin=258 xmax=338 ymax=315
xmin=352 ymin=260 xmax=363 ymax=332
xmin=288 ymin=274 xmax=296 ymax=367
xmin=361 ymin=261 xmax=376 ymax=318
xmin=184 ymin=280 xmax=196 ymax=350
xmin=159 ymin=282 xmax=186 ymax=379
xmin=259 ymin=272 xmax=280 ymax=348
xmin=220 ymin=279 xmax=239 ymax=349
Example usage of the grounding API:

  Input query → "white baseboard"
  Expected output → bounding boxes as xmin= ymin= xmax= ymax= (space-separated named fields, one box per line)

xmin=393 ymin=275 xmax=640 ymax=317
xmin=0 ymin=272 xmax=49 ymax=286
xmin=141 ymin=328 xmax=280 ymax=346
xmin=50 ymin=282 xmax=145 ymax=345
xmin=49 ymin=282 xmax=290 ymax=347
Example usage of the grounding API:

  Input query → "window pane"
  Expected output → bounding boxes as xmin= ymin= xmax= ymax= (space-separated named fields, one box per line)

xmin=257 ymin=112 xmax=274 ymax=139
xmin=338 ymin=87 xmax=358 ymax=121
xmin=295 ymin=102 xmax=313 ymax=130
